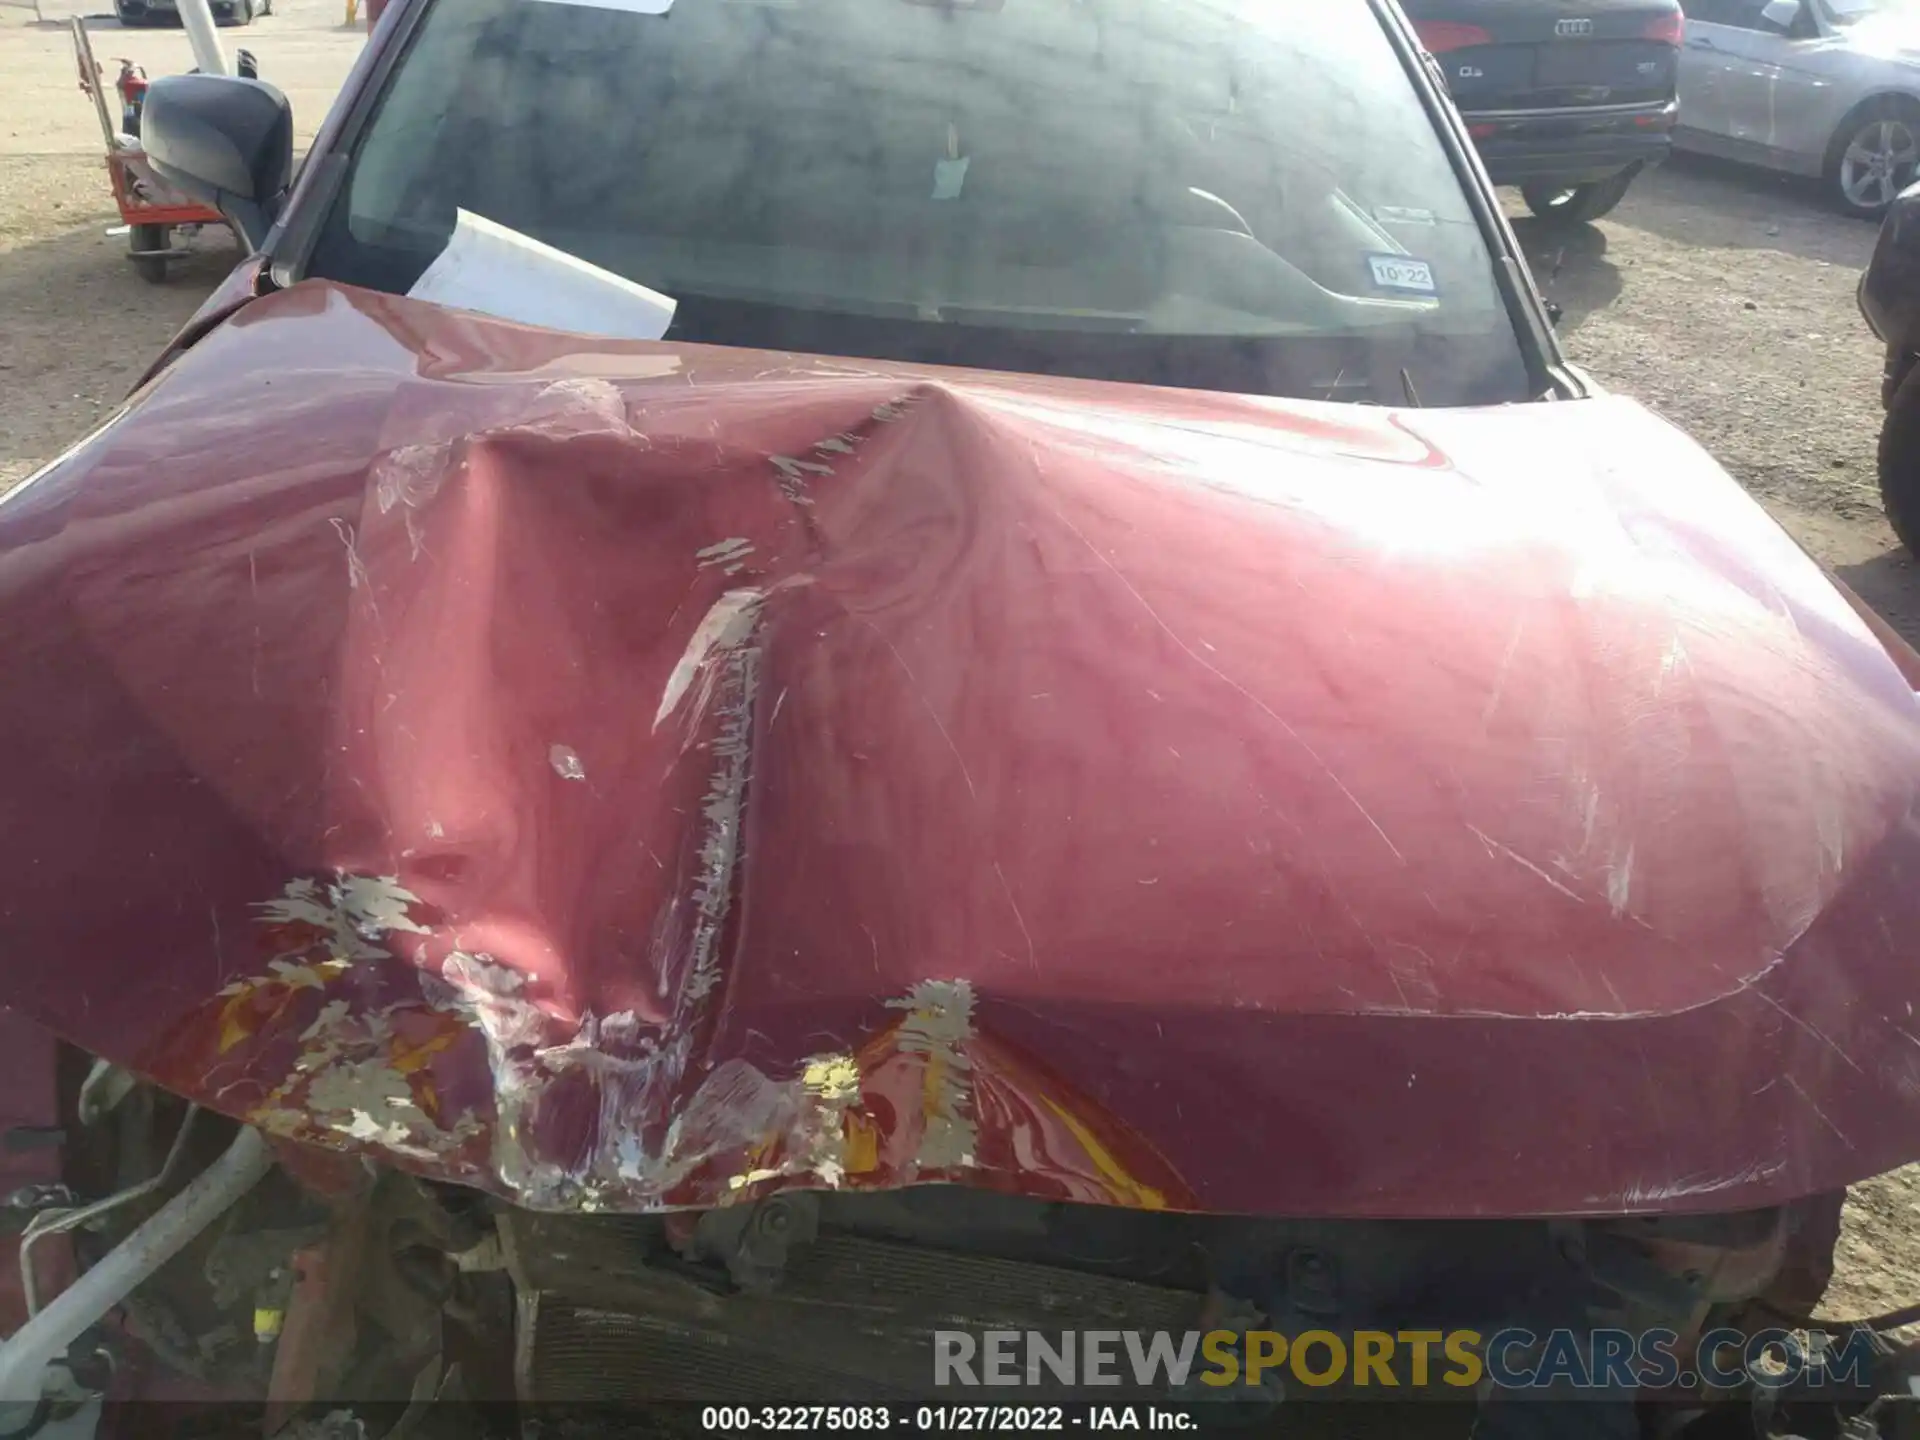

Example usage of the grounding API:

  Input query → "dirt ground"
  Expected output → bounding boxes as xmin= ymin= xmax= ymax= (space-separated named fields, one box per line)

xmin=0 ymin=0 xmax=1918 ymax=1330
xmin=0 ymin=0 xmax=358 ymax=489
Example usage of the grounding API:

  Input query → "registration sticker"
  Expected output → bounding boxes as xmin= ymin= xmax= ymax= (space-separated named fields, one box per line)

xmin=1367 ymin=254 xmax=1438 ymax=295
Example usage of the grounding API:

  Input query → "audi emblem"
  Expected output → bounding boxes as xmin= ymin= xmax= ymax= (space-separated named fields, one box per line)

xmin=1556 ymin=17 xmax=1594 ymax=35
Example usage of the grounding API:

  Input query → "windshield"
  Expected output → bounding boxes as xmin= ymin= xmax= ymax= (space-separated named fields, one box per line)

xmin=304 ymin=0 xmax=1534 ymax=407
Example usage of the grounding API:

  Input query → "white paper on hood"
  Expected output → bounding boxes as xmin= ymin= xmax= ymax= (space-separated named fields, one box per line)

xmin=528 ymin=0 xmax=675 ymax=14
xmin=407 ymin=209 xmax=678 ymax=342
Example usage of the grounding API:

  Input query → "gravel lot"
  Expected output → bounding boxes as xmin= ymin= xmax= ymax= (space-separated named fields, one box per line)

xmin=0 ymin=0 xmax=359 ymax=489
xmin=1 ymin=0 xmax=1918 ymax=1332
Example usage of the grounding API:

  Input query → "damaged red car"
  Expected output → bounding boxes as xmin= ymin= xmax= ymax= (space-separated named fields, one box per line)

xmin=3 ymin=0 xmax=1920 ymax=1435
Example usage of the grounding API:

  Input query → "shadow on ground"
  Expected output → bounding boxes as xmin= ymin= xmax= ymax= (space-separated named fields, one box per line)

xmin=1507 ymin=218 xmax=1622 ymax=336
xmin=1839 ymin=544 xmax=1920 ymax=647
xmin=1617 ymin=151 xmax=1878 ymax=266
xmin=1500 ymin=146 xmax=1878 ymax=337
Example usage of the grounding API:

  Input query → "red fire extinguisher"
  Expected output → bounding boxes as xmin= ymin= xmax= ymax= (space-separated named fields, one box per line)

xmin=114 ymin=59 xmax=149 ymax=137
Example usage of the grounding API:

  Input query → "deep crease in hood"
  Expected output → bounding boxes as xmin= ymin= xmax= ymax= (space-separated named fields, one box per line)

xmin=3 ymin=280 xmax=1920 ymax=1218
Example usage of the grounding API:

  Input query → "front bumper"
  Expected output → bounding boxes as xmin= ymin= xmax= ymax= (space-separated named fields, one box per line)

xmin=1467 ymin=100 xmax=1677 ymax=186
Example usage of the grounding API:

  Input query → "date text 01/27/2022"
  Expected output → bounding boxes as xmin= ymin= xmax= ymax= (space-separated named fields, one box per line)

xmin=699 ymin=1405 xmax=1197 ymax=1431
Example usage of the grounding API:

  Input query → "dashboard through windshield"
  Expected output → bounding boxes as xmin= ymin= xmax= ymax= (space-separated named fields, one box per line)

xmin=304 ymin=0 xmax=1535 ymax=408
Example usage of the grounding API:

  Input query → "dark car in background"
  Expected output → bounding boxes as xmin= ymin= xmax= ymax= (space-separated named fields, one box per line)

xmin=1402 ymin=0 xmax=1686 ymax=224
xmin=112 ymin=0 xmax=267 ymax=25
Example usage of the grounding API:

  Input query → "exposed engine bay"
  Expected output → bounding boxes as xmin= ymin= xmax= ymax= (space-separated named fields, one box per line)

xmin=5 ymin=1064 xmax=1914 ymax=1440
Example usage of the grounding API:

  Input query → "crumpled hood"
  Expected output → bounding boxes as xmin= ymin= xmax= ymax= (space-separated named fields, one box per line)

xmin=2 ymin=280 xmax=1919 ymax=1218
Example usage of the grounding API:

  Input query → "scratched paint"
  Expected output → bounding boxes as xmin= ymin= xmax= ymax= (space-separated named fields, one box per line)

xmin=767 ymin=397 xmax=922 ymax=505
xmin=514 ymin=376 xmax=634 ymax=439
xmin=254 ymin=873 xmax=430 ymax=966
xmin=653 ymin=588 xmax=766 ymax=732
xmin=204 ymin=875 xmax=1162 ymax=1209
xmin=371 ymin=441 xmax=452 ymax=560
xmin=799 ymin=1053 xmax=863 ymax=1185
xmin=225 ymin=875 xmax=480 ymax=1161
xmin=696 ymin=537 xmax=754 ymax=575
xmin=769 ymin=455 xmax=831 ymax=505
xmin=251 ymin=997 xmax=480 ymax=1161
xmin=683 ymin=622 xmax=760 ymax=1006
xmin=426 ymin=949 xmax=583 ymax=1197
xmin=328 ymin=518 xmax=372 ymax=594
xmin=888 ymin=980 xmax=977 ymax=1171
xmin=372 ymin=443 xmax=451 ymax=516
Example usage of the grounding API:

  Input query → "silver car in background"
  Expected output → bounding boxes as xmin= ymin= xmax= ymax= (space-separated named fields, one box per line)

xmin=1678 ymin=0 xmax=1920 ymax=216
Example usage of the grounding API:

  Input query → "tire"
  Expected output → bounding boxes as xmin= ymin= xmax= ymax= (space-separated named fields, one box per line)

xmin=216 ymin=0 xmax=254 ymax=26
xmin=1826 ymin=96 xmax=1920 ymax=220
xmin=130 ymin=223 xmax=169 ymax=285
xmin=1760 ymin=1191 xmax=1846 ymax=1321
xmin=1883 ymin=344 xmax=1913 ymax=411
xmin=1879 ymin=362 xmax=1920 ymax=557
xmin=113 ymin=1 xmax=149 ymax=25
xmin=1519 ymin=169 xmax=1637 ymax=227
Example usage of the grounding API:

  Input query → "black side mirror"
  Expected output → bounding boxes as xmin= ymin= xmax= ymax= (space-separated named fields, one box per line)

xmin=1861 ymin=179 xmax=1920 ymax=354
xmin=141 ymin=74 xmax=292 ymax=253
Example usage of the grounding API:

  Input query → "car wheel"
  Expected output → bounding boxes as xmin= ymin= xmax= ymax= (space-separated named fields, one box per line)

xmin=1827 ymin=98 xmax=1920 ymax=219
xmin=130 ymin=224 xmax=169 ymax=285
xmin=113 ymin=0 xmax=148 ymax=25
xmin=1879 ymin=362 xmax=1920 ymax=557
xmin=1519 ymin=170 xmax=1636 ymax=227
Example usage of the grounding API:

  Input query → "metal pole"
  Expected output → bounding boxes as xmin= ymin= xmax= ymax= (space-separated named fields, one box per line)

xmin=176 ymin=0 xmax=233 ymax=78
xmin=0 ymin=1127 xmax=272 ymax=1402
xmin=70 ymin=19 xmax=117 ymax=147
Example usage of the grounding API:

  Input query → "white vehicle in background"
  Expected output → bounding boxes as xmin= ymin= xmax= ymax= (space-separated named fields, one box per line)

xmin=1677 ymin=0 xmax=1920 ymax=217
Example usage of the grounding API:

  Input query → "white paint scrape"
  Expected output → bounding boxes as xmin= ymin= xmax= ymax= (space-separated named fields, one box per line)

xmin=254 ymin=873 xmax=430 ymax=964
xmin=653 ymin=587 xmax=766 ymax=732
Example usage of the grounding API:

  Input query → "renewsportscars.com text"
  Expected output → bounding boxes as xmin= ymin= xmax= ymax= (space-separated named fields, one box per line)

xmin=933 ymin=1327 xmax=1880 ymax=1393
